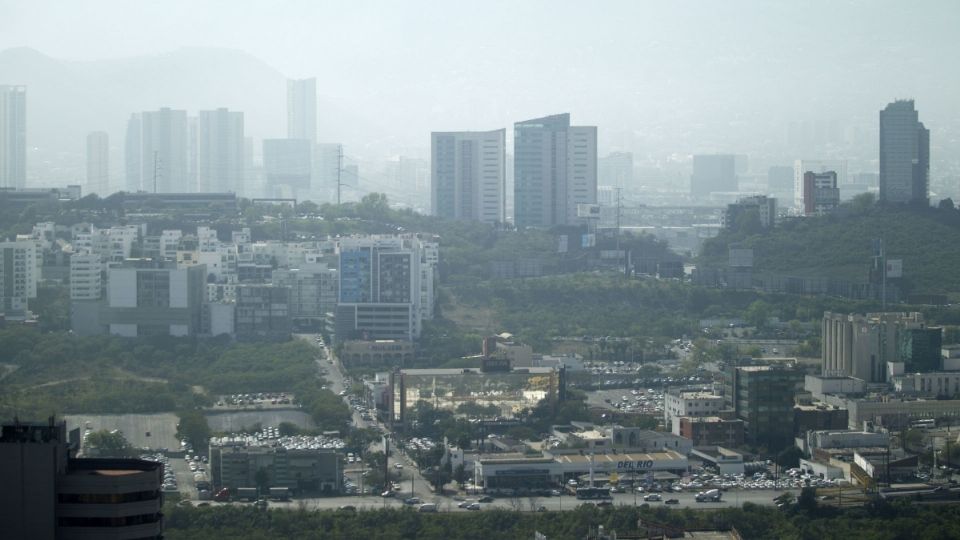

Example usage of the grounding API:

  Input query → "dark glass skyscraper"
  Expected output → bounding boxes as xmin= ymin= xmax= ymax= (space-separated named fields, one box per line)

xmin=879 ymin=100 xmax=929 ymax=205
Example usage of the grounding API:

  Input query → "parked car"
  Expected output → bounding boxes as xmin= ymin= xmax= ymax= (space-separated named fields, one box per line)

xmin=478 ymin=495 xmax=494 ymax=503
xmin=665 ymin=499 xmax=680 ymax=505
xmin=643 ymin=494 xmax=662 ymax=502
xmin=465 ymin=502 xmax=481 ymax=511
xmin=381 ymin=490 xmax=395 ymax=498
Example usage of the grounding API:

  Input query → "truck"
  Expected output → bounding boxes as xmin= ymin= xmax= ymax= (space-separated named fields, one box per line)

xmin=269 ymin=487 xmax=291 ymax=501
xmin=695 ymin=489 xmax=722 ymax=502
xmin=236 ymin=487 xmax=259 ymax=502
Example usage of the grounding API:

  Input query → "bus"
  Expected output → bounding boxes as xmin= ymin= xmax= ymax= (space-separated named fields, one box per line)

xmin=576 ymin=487 xmax=612 ymax=500
xmin=910 ymin=419 xmax=936 ymax=429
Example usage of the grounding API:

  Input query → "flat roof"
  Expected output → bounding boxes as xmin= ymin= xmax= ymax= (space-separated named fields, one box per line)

xmin=401 ymin=367 xmax=554 ymax=375
xmin=554 ymin=450 xmax=685 ymax=464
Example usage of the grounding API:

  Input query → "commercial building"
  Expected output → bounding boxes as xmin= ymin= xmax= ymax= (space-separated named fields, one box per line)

xmin=514 ymin=113 xmax=597 ymax=228
xmin=196 ymin=108 xmax=244 ymax=194
xmin=86 ymin=131 xmax=109 ymax=195
xmin=0 ymin=85 xmax=26 ymax=189
xmin=431 ymin=129 xmax=506 ymax=224
xmin=208 ymin=437 xmax=343 ymax=495
xmin=879 ymin=99 xmax=929 ymax=205
xmin=0 ymin=240 xmax=38 ymax=319
xmin=0 ymin=419 xmax=164 ymax=540
xmin=822 ymin=312 xmax=937 ymax=382
xmin=272 ymin=264 xmax=338 ymax=329
xmin=679 ymin=417 xmax=744 ymax=449
xmin=139 ymin=108 xmax=189 ymax=193
xmin=97 ymin=259 xmax=207 ymax=337
xmin=391 ymin=366 xmax=562 ymax=425
xmin=690 ymin=155 xmax=736 ymax=198
xmin=722 ymin=363 xmax=803 ymax=450
xmin=339 ymin=339 xmax=414 ymax=368
xmin=287 ymin=78 xmax=317 ymax=144
xmin=235 ymin=284 xmax=291 ymax=341
xmin=475 ymin=449 xmax=687 ymax=492
xmin=842 ymin=396 xmax=960 ymax=430
xmin=893 ymin=371 xmax=960 ymax=397
xmin=793 ymin=404 xmax=849 ymax=435
xmin=800 ymin=171 xmax=840 ymax=215
xmin=334 ymin=236 xmax=435 ymax=344
xmin=664 ymin=388 xmax=725 ymax=435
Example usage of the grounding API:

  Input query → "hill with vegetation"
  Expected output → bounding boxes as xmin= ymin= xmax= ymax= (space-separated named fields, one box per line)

xmin=699 ymin=196 xmax=960 ymax=296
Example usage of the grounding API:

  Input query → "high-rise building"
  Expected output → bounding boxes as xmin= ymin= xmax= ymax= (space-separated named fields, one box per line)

xmin=85 ymin=131 xmax=109 ymax=195
xmin=0 ymin=241 xmax=38 ymax=319
xmin=514 ymin=113 xmax=597 ymax=228
xmin=140 ymin=108 xmax=189 ymax=193
xmin=821 ymin=312 xmax=933 ymax=382
xmin=0 ymin=85 xmax=27 ymax=189
xmin=431 ymin=129 xmax=506 ymax=224
xmin=879 ymin=100 xmax=929 ymax=205
xmin=287 ymin=78 xmax=317 ymax=144
xmin=722 ymin=362 xmax=803 ymax=451
xmin=124 ymin=113 xmax=142 ymax=192
xmin=690 ymin=155 xmax=736 ymax=198
xmin=196 ymin=108 xmax=245 ymax=193
xmin=0 ymin=419 xmax=164 ymax=540
xmin=334 ymin=236 xmax=435 ymax=344
xmin=793 ymin=159 xmax=847 ymax=213
xmin=801 ymin=171 xmax=840 ymax=215
xmin=598 ymin=152 xmax=634 ymax=189
xmin=767 ymin=166 xmax=794 ymax=200
xmin=263 ymin=139 xmax=312 ymax=198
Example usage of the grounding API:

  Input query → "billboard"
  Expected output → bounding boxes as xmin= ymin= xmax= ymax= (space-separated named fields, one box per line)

xmin=577 ymin=204 xmax=601 ymax=218
xmin=886 ymin=259 xmax=903 ymax=278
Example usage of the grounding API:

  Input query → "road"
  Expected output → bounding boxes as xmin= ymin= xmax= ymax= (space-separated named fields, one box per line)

xmin=191 ymin=488 xmax=798 ymax=512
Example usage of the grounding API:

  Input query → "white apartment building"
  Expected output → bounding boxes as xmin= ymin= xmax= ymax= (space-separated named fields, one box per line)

xmin=431 ymin=129 xmax=506 ymax=224
xmin=159 ymin=229 xmax=183 ymax=260
xmin=664 ymin=388 xmax=726 ymax=435
xmin=69 ymin=252 xmax=103 ymax=301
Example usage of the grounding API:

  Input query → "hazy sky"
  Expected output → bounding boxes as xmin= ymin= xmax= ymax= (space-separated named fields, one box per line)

xmin=2 ymin=0 xmax=959 ymax=169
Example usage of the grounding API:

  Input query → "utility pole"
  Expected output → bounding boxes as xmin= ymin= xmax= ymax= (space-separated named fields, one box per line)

xmin=152 ymin=150 xmax=161 ymax=194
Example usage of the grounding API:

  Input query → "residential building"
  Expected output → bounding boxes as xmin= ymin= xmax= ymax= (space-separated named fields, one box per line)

xmin=139 ymin=108 xmax=189 ymax=193
xmin=124 ymin=113 xmax=142 ymax=192
xmin=69 ymin=252 xmax=103 ymax=301
xmin=0 ymin=85 xmax=26 ymax=189
xmin=800 ymin=171 xmax=840 ymax=215
xmin=722 ymin=363 xmax=804 ymax=450
xmin=879 ymin=99 xmax=929 ymax=205
xmin=664 ymin=388 xmax=726 ymax=434
xmin=690 ymin=155 xmax=736 ymax=197
xmin=0 ymin=240 xmax=38 ymax=319
xmin=196 ymin=108 xmax=244 ymax=193
xmin=431 ymin=129 xmax=506 ymax=224
xmin=85 ymin=131 xmax=109 ymax=195
xmin=0 ymin=419 xmax=164 ymax=540
xmin=287 ymin=78 xmax=317 ymax=144
xmin=723 ymin=195 xmax=777 ymax=230
xmin=513 ymin=113 xmax=597 ymax=228
xmin=793 ymin=159 xmax=847 ymax=214
xmin=235 ymin=284 xmax=291 ymax=341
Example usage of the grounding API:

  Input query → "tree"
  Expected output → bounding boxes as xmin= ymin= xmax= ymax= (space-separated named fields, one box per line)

xmin=176 ymin=409 xmax=212 ymax=450
xmin=745 ymin=300 xmax=772 ymax=329
xmin=938 ymin=198 xmax=956 ymax=211
xmin=776 ymin=446 xmax=803 ymax=469
xmin=254 ymin=467 xmax=270 ymax=494
xmin=453 ymin=463 xmax=467 ymax=488
xmin=85 ymin=429 xmax=136 ymax=457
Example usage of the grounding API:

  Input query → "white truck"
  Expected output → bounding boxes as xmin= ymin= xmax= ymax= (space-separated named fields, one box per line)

xmin=695 ymin=489 xmax=722 ymax=502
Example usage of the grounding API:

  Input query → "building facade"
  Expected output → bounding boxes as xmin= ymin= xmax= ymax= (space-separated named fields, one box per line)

xmin=690 ymin=155 xmax=736 ymax=198
xmin=235 ymin=284 xmax=292 ymax=341
xmin=139 ymin=108 xmax=189 ymax=193
xmin=431 ymin=129 xmax=506 ymax=224
xmin=822 ymin=311 xmax=932 ymax=382
xmin=100 ymin=260 xmax=206 ymax=337
xmin=263 ymin=138 xmax=312 ymax=198
xmin=196 ymin=108 xmax=244 ymax=194
xmin=85 ymin=131 xmax=109 ymax=195
xmin=722 ymin=363 xmax=803 ymax=451
xmin=664 ymin=388 xmax=726 ymax=435
xmin=879 ymin=100 xmax=929 ymax=205
xmin=801 ymin=171 xmax=840 ymax=215
xmin=0 ymin=85 xmax=26 ymax=189
xmin=679 ymin=417 xmax=744 ymax=448
xmin=287 ymin=78 xmax=317 ymax=144
xmin=0 ymin=240 xmax=38 ymax=319
xmin=210 ymin=444 xmax=341 ymax=494
xmin=513 ymin=113 xmax=597 ymax=228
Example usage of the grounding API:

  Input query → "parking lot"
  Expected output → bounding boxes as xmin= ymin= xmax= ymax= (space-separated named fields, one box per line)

xmin=66 ymin=413 xmax=180 ymax=451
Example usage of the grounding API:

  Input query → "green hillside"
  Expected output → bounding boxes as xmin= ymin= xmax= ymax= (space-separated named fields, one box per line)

xmin=698 ymin=200 xmax=960 ymax=295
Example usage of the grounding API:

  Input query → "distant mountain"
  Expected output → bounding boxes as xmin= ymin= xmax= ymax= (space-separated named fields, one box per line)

xmin=0 ymin=47 xmax=381 ymax=186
